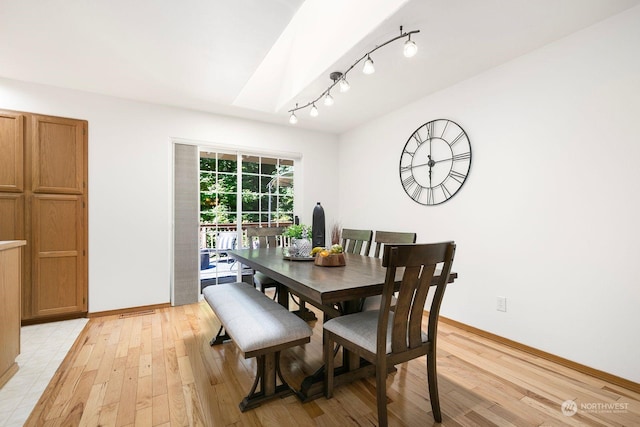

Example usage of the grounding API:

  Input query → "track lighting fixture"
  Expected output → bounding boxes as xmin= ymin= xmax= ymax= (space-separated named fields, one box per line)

xmin=362 ymin=55 xmax=375 ymax=75
xmin=403 ymin=34 xmax=418 ymax=58
xmin=287 ymin=26 xmax=419 ymax=124
xmin=289 ymin=104 xmax=298 ymax=124
xmin=324 ymin=91 xmax=334 ymax=106
xmin=339 ymin=77 xmax=350 ymax=93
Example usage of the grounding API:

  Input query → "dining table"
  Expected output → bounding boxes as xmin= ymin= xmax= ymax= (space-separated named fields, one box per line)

xmin=228 ymin=247 xmax=458 ymax=401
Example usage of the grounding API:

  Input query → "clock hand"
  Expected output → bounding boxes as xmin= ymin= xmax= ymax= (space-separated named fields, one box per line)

xmin=410 ymin=161 xmax=431 ymax=169
xmin=432 ymin=157 xmax=453 ymax=164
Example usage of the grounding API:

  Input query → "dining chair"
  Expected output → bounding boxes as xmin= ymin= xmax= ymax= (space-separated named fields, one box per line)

xmin=246 ymin=226 xmax=285 ymax=297
xmin=371 ymin=230 xmax=417 ymax=257
xmin=341 ymin=228 xmax=373 ymax=256
xmin=361 ymin=230 xmax=417 ymax=311
xmin=323 ymin=241 xmax=456 ymax=425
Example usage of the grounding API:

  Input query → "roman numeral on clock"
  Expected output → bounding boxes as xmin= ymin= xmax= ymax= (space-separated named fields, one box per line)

xmin=452 ymin=151 xmax=471 ymax=162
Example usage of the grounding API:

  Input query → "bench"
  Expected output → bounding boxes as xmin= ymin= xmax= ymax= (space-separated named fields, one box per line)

xmin=202 ymin=282 xmax=312 ymax=411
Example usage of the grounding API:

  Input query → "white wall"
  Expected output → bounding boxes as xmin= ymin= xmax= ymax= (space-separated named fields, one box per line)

xmin=338 ymin=6 xmax=640 ymax=382
xmin=0 ymin=79 xmax=340 ymax=313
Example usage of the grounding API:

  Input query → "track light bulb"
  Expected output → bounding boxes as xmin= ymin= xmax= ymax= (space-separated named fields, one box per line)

xmin=310 ymin=104 xmax=319 ymax=117
xmin=289 ymin=111 xmax=298 ymax=124
xmin=324 ymin=91 xmax=334 ymax=106
xmin=339 ymin=77 xmax=350 ymax=92
xmin=363 ymin=55 xmax=375 ymax=74
xmin=403 ymin=36 xmax=417 ymax=58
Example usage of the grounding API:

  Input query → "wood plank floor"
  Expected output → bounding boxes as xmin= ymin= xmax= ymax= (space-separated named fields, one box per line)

xmin=25 ymin=298 xmax=640 ymax=426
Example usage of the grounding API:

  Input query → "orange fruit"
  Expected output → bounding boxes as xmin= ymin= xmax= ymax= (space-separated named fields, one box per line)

xmin=319 ymin=250 xmax=330 ymax=257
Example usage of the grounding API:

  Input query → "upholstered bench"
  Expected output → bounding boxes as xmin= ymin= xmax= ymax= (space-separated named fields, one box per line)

xmin=202 ymin=282 xmax=312 ymax=411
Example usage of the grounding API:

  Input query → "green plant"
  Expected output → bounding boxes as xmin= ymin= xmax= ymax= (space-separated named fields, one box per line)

xmin=283 ymin=224 xmax=311 ymax=239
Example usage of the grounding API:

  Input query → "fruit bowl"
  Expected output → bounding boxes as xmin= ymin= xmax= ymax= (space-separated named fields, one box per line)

xmin=311 ymin=244 xmax=346 ymax=267
xmin=314 ymin=252 xmax=345 ymax=267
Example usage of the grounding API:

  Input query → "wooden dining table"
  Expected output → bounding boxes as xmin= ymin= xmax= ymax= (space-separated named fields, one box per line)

xmin=228 ymin=247 xmax=458 ymax=401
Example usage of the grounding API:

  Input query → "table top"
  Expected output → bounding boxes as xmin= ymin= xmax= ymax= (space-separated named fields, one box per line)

xmin=229 ymin=248 xmax=457 ymax=306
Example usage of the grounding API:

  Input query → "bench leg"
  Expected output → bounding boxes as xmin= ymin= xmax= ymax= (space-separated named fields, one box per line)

xmin=239 ymin=351 xmax=293 ymax=412
xmin=210 ymin=325 xmax=232 ymax=346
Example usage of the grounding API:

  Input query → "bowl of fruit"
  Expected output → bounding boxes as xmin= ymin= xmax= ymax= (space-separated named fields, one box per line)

xmin=311 ymin=244 xmax=346 ymax=267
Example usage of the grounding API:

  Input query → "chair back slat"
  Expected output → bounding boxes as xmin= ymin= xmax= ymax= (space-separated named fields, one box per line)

xmin=391 ymin=267 xmax=420 ymax=352
xmin=408 ymin=264 xmax=436 ymax=348
xmin=372 ymin=231 xmax=416 ymax=257
xmin=380 ymin=242 xmax=456 ymax=355
xmin=341 ymin=228 xmax=373 ymax=255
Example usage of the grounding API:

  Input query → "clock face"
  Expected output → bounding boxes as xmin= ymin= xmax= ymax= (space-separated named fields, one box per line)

xmin=399 ymin=119 xmax=472 ymax=205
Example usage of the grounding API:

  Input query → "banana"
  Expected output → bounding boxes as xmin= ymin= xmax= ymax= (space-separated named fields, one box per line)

xmin=310 ymin=246 xmax=324 ymax=256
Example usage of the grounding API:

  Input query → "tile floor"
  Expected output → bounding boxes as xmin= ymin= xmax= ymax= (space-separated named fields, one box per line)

xmin=0 ymin=318 xmax=88 ymax=427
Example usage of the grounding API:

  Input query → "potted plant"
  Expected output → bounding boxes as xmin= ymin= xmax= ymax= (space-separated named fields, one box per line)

xmin=283 ymin=224 xmax=312 ymax=257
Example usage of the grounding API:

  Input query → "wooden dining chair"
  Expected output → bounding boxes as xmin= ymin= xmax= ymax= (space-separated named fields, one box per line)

xmin=361 ymin=230 xmax=417 ymax=311
xmin=323 ymin=241 xmax=456 ymax=425
xmin=341 ymin=228 xmax=373 ymax=255
xmin=246 ymin=227 xmax=285 ymax=297
xmin=371 ymin=230 xmax=417 ymax=257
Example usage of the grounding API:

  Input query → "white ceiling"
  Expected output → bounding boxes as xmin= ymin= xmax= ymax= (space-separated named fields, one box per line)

xmin=1 ymin=0 xmax=638 ymax=134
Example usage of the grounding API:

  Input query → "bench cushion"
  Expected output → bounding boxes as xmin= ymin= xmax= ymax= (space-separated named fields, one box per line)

xmin=203 ymin=282 xmax=312 ymax=357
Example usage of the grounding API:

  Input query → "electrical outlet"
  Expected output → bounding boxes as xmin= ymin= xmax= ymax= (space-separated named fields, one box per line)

xmin=497 ymin=296 xmax=507 ymax=312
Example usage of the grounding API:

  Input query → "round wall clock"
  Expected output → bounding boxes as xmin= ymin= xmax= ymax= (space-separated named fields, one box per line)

xmin=399 ymin=119 xmax=472 ymax=205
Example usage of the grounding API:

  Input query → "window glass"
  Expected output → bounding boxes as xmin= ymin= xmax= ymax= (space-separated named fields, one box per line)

xmin=199 ymin=152 xmax=295 ymax=229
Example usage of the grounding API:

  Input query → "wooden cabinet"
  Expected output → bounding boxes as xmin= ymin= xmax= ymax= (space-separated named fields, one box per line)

xmin=0 ymin=109 xmax=87 ymax=323
xmin=31 ymin=195 xmax=85 ymax=317
xmin=0 ymin=112 xmax=24 ymax=192
xmin=0 ymin=240 xmax=25 ymax=388
xmin=31 ymin=115 xmax=85 ymax=194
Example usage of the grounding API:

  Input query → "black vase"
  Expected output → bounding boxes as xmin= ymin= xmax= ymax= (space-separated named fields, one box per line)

xmin=312 ymin=202 xmax=325 ymax=248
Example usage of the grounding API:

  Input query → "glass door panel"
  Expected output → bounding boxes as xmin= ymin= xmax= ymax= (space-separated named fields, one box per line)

xmin=199 ymin=151 xmax=294 ymax=288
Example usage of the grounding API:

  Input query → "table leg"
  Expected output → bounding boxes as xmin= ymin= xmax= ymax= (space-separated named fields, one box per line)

xmin=277 ymin=284 xmax=317 ymax=321
xmin=276 ymin=283 xmax=289 ymax=309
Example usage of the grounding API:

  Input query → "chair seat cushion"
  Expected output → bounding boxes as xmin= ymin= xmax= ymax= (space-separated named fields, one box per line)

xmin=324 ymin=311 xmax=426 ymax=354
xmin=254 ymin=271 xmax=277 ymax=289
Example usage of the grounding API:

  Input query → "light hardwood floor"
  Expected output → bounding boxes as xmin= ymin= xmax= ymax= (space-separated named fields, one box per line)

xmin=25 ymin=298 xmax=640 ymax=426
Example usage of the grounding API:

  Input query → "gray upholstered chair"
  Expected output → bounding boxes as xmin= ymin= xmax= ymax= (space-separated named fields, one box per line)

xmin=323 ymin=242 xmax=456 ymax=425
xmin=246 ymin=227 xmax=285 ymax=296
xmin=340 ymin=228 xmax=373 ymax=256
xmin=361 ymin=230 xmax=417 ymax=311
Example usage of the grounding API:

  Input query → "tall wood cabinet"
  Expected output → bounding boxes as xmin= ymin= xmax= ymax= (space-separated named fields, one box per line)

xmin=0 ymin=109 xmax=88 ymax=323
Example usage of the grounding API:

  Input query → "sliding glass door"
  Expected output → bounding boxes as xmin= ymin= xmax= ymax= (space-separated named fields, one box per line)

xmin=199 ymin=151 xmax=294 ymax=287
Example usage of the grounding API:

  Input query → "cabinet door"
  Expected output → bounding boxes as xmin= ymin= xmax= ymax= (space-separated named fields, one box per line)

xmin=31 ymin=194 xmax=86 ymax=317
xmin=0 ymin=194 xmax=24 ymax=241
xmin=31 ymin=115 xmax=85 ymax=194
xmin=0 ymin=112 xmax=24 ymax=192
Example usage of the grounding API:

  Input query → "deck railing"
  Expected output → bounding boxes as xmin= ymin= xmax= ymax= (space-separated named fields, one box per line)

xmin=199 ymin=222 xmax=293 ymax=251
